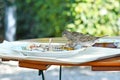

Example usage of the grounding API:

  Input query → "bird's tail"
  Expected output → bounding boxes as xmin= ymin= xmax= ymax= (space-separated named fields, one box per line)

xmin=96 ymin=35 xmax=109 ymax=39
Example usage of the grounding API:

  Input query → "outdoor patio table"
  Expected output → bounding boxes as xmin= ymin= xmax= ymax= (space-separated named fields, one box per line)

xmin=1 ymin=37 xmax=120 ymax=80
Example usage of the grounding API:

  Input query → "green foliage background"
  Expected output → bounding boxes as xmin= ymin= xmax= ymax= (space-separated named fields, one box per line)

xmin=16 ymin=0 xmax=71 ymax=39
xmin=0 ymin=0 xmax=5 ymax=39
xmin=67 ymin=0 xmax=120 ymax=36
xmin=16 ymin=0 xmax=120 ymax=39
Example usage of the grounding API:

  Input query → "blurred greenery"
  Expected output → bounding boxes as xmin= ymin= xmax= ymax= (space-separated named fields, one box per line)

xmin=1 ymin=0 xmax=120 ymax=40
xmin=16 ymin=0 xmax=71 ymax=39
xmin=0 ymin=0 xmax=5 ymax=41
xmin=66 ymin=0 xmax=120 ymax=36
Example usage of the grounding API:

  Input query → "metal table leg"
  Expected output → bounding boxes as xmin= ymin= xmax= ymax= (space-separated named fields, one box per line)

xmin=38 ymin=66 xmax=62 ymax=80
xmin=38 ymin=70 xmax=45 ymax=80
xmin=59 ymin=66 xmax=62 ymax=80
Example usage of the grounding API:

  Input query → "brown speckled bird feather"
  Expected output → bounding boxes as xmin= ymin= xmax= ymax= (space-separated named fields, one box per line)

xmin=62 ymin=30 xmax=103 ymax=48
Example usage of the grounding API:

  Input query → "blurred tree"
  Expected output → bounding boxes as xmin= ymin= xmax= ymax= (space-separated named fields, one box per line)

xmin=0 ymin=0 xmax=5 ymax=42
xmin=16 ymin=0 xmax=71 ymax=39
xmin=4 ymin=0 xmax=16 ymax=41
xmin=66 ymin=0 xmax=120 ymax=36
xmin=16 ymin=0 xmax=120 ymax=40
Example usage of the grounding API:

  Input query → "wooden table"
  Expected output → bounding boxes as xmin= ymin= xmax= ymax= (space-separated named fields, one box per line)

xmin=18 ymin=55 xmax=120 ymax=71
xmin=1 ymin=37 xmax=120 ymax=80
xmin=18 ymin=37 xmax=120 ymax=70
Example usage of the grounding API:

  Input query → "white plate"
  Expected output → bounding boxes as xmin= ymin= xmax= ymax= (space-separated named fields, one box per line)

xmin=11 ymin=42 xmax=85 ymax=58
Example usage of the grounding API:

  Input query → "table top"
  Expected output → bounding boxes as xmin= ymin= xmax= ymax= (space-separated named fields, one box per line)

xmin=1 ymin=37 xmax=120 ymax=71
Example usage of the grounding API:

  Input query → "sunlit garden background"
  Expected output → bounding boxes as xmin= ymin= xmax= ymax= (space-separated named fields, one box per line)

xmin=0 ymin=0 xmax=120 ymax=41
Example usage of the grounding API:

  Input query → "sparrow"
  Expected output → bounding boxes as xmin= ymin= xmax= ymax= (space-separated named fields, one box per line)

xmin=62 ymin=30 xmax=104 ymax=48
